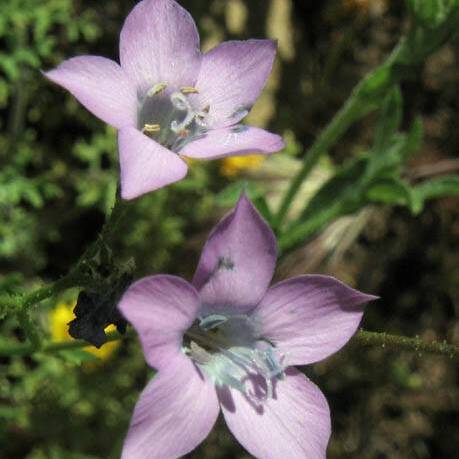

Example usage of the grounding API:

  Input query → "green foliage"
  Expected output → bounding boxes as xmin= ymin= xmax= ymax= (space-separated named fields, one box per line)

xmin=406 ymin=0 xmax=458 ymax=27
xmin=411 ymin=175 xmax=459 ymax=214
xmin=280 ymin=85 xmax=459 ymax=251
xmin=215 ymin=180 xmax=274 ymax=222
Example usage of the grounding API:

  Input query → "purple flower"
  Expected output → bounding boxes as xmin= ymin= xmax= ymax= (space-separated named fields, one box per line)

xmin=118 ymin=194 xmax=377 ymax=459
xmin=44 ymin=0 xmax=284 ymax=200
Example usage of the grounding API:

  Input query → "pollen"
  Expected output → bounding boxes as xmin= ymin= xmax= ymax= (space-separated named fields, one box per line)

xmin=142 ymin=123 xmax=161 ymax=134
xmin=180 ymin=86 xmax=199 ymax=94
xmin=147 ymin=82 xmax=168 ymax=97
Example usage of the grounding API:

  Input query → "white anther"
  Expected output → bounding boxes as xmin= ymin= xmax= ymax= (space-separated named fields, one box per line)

xmin=147 ymin=82 xmax=168 ymax=97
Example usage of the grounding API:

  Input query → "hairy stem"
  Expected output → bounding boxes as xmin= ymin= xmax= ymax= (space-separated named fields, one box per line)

xmin=1 ymin=328 xmax=457 ymax=361
xmin=0 ymin=195 xmax=130 ymax=354
xmin=354 ymin=330 xmax=459 ymax=359
xmin=0 ymin=273 xmax=81 ymax=313
xmin=0 ymin=330 xmax=134 ymax=357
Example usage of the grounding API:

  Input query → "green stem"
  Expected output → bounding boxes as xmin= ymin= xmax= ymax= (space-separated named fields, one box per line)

xmin=272 ymin=41 xmax=405 ymax=231
xmin=0 ymin=330 xmax=134 ymax=357
xmin=273 ymin=96 xmax=363 ymax=230
xmin=0 ymin=273 xmax=81 ymax=313
xmin=354 ymin=330 xmax=459 ymax=360
xmin=1 ymin=196 xmax=127 ymax=315
xmin=1 ymin=194 xmax=130 ymax=353
xmin=1 ymin=328 xmax=457 ymax=361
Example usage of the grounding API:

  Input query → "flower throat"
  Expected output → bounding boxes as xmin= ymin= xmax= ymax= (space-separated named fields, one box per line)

xmin=183 ymin=314 xmax=285 ymax=404
xmin=138 ymin=83 xmax=208 ymax=152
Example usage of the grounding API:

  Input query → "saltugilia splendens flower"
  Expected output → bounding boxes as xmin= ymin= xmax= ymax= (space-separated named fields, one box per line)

xmin=118 ymin=194 xmax=377 ymax=459
xmin=44 ymin=0 xmax=285 ymax=200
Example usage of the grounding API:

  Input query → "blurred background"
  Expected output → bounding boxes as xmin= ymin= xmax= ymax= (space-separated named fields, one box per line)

xmin=0 ymin=0 xmax=458 ymax=458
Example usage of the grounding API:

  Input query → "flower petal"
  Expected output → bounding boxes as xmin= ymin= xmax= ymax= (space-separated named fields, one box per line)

xmin=253 ymin=275 xmax=378 ymax=366
xmin=119 ymin=0 xmax=201 ymax=95
xmin=193 ymin=40 xmax=277 ymax=128
xmin=44 ymin=56 xmax=137 ymax=129
xmin=193 ymin=193 xmax=277 ymax=315
xmin=180 ymin=125 xmax=284 ymax=159
xmin=121 ymin=357 xmax=219 ymax=459
xmin=118 ymin=275 xmax=200 ymax=370
xmin=118 ymin=127 xmax=188 ymax=199
xmin=220 ymin=368 xmax=330 ymax=459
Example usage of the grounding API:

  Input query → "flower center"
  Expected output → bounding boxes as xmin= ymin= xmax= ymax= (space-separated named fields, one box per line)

xmin=138 ymin=83 xmax=209 ymax=152
xmin=183 ymin=314 xmax=285 ymax=404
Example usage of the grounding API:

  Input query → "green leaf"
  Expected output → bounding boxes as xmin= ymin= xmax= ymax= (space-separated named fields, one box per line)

xmin=279 ymin=156 xmax=369 ymax=251
xmin=411 ymin=175 xmax=459 ymax=214
xmin=253 ymin=195 xmax=273 ymax=224
xmin=366 ymin=178 xmax=413 ymax=207
xmin=367 ymin=118 xmax=423 ymax=181
xmin=300 ymin=156 xmax=368 ymax=221
xmin=215 ymin=180 xmax=263 ymax=207
xmin=407 ymin=0 xmax=453 ymax=27
xmin=359 ymin=65 xmax=393 ymax=98
xmin=58 ymin=349 xmax=98 ymax=365
xmin=401 ymin=1 xmax=459 ymax=65
xmin=373 ymin=86 xmax=403 ymax=154
xmin=401 ymin=116 xmax=423 ymax=161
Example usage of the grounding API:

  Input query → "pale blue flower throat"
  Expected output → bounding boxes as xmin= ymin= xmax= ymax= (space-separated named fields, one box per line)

xmin=139 ymin=82 xmax=208 ymax=152
xmin=183 ymin=313 xmax=285 ymax=403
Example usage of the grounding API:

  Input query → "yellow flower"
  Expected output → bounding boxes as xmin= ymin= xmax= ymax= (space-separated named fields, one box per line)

xmin=220 ymin=154 xmax=265 ymax=177
xmin=49 ymin=302 xmax=120 ymax=362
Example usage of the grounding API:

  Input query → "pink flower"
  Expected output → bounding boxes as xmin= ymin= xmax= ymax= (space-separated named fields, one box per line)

xmin=44 ymin=0 xmax=284 ymax=200
xmin=118 ymin=194 xmax=377 ymax=459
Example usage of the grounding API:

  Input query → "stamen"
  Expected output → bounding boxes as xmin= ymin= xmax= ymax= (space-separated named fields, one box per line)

xmin=139 ymin=88 xmax=209 ymax=152
xmin=180 ymin=86 xmax=199 ymax=94
xmin=186 ymin=311 xmax=286 ymax=403
xmin=199 ymin=314 xmax=228 ymax=331
xmin=147 ymin=82 xmax=168 ymax=97
xmin=194 ymin=112 xmax=207 ymax=128
xmin=202 ymin=105 xmax=210 ymax=114
xmin=170 ymin=92 xmax=191 ymax=111
xmin=142 ymin=123 xmax=161 ymax=134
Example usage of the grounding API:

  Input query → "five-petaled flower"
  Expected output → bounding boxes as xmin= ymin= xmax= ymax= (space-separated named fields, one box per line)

xmin=45 ymin=0 xmax=285 ymax=200
xmin=118 ymin=194 xmax=377 ymax=459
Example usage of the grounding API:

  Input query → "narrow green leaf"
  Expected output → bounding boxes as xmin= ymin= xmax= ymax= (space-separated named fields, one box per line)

xmin=373 ymin=86 xmax=403 ymax=154
xmin=366 ymin=178 xmax=413 ymax=207
xmin=401 ymin=116 xmax=423 ymax=161
xmin=279 ymin=156 xmax=368 ymax=251
xmin=411 ymin=175 xmax=459 ymax=214
xmin=253 ymin=196 xmax=273 ymax=224
xmin=406 ymin=0 xmax=452 ymax=27
xmin=215 ymin=180 xmax=262 ymax=207
xmin=58 ymin=348 xmax=99 ymax=365
xmin=300 ymin=156 xmax=368 ymax=221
